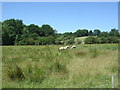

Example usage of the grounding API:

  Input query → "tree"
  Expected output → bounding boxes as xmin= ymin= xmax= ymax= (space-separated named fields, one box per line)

xmin=67 ymin=39 xmax=74 ymax=44
xmin=47 ymin=36 xmax=55 ymax=44
xmin=25 ymin=24 xmax=43 ymax=36
xmin=93 ymin=29 xmax=101 ymax=36
xmin=74 ymin=29 xmax=88 ymax=37
xmin=63 ymin=32 xmax=73 ymax=37
xmin=88 ymin=30 xmax=93 ymax=36
xmin=109 ymin=28 xmax=119 ymax=37
xmin=22 ymin=37 xmax=35 ymax=45
xmin=100 ymin=37 xmax=108 ymax=43
xmin=2 ymin=19 xmax=24 ymax=45
xmin=94 ymin=37 xmax=101 ymax=44
xmin=107 ymin=36 xmax=118 ymax=43
xmin=2 ymin=25 xmax=11 ymax=45
xmin=84 ymin=36 xmax=96 ymax=44
xmin=55 ymin=35 xmax=65 ymax=45
xmin=2 ymin=18 xmax=119 ymax=45
xmin=41 ymin=24 xmax=56 ymax=36
xmin=98 ymin=32 xmax=110 ymax=37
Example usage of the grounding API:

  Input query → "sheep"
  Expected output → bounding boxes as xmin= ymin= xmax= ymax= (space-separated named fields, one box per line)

xmin=65 ymin=46 xmax=70 ymax=49
xmin=58 ymin=46 xmax=70 ymax=51
xmin=71 ymin=45 xmax=77 ymax=49
xmin=59 ymin=47 xmax=65 ymax=51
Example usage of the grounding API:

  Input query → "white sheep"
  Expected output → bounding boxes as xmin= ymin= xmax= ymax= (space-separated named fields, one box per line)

xmin=65 ymin=46 xmax=70 ymax=49
xmin=59 ymin=47 xmax=65 ymax=51
xmin=71 ymin=45 xmax=77 ymax=49
xmin=58 ymin=46 xmax=70 ymax=51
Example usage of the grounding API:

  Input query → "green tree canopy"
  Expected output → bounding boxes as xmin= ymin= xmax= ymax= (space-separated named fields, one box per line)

xmin=2 ymin=18 xmax=119 ymax=45
xmin=109 ymin=28 xmax=119 ymax=37
xmin=74 ymin=29 xmax=88 ymax=37
xmin=93 ymin=29 xmax=101 ymax=36
xmin=2 ymin=19 xmax=24 ymax=45
xmin=41 ymin=24 xmax=56 ymax=36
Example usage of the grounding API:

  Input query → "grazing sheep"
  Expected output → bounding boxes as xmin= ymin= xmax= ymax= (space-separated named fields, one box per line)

xmin=58 ymin=46 xmax=70 ymax=51
xmin=59 ymin=47 xmax=66 ymax=51
xmin=65 ymin=46 xmax=70 ymax=49
xmin=71 ymin=45 xmax=77 ymax=49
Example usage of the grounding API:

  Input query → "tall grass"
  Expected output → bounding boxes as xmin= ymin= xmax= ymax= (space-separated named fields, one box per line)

xmin=2 ymin=44 xmax=118 ymax=88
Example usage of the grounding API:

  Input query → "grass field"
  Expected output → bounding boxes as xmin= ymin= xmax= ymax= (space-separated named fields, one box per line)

xmin=2 ymin=44 xmax=118 ymax=88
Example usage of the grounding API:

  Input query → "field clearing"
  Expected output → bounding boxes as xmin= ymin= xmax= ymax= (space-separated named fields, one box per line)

xmin=2 ymin=44 xmax=118 ymax=88
xmin=74 ymin=36 xmax=97 ymax=43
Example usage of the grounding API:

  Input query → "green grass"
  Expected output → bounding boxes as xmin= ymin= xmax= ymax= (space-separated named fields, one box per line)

xmin=74 ymin=36 xmax=97 ymax=43
xmin=75 ymin=36 xmax=93 ymax=41
xmin=2 ymin=44 xmax=118 ymax=88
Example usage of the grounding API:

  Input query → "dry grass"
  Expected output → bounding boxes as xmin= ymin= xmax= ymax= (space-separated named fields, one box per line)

xmin=2 ymin=44 xmax=118 ymax=88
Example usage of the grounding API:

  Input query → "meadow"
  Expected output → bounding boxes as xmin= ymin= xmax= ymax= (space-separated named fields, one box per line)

xmin=2 ymin=44 xmax=118 ymax=88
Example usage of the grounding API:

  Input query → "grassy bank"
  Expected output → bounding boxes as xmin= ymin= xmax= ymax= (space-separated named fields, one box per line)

xmin=2 ymin=44 xmax=118 ymax=88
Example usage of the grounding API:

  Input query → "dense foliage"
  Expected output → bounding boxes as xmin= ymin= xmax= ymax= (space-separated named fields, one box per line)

xmin=1 ymin=19 xmax=120 ymax=45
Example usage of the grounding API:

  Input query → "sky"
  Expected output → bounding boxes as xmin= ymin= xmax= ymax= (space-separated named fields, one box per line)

xmin=2 ymin=2 xmax=118 ymax=33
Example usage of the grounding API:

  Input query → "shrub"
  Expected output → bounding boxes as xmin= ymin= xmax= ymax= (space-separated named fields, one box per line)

xmin=84 ymin=36 xmax=96 ymax=44
xmin=66 ymin=39 xmax=75 ymax=44
xmin=7 ymin=64 xmax=25 ymax=81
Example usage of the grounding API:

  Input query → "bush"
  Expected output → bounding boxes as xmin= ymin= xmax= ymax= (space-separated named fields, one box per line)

xmin=7 ymin=64 xmax=25 ymax=81
xmin=66 ymin=39 xmax=75 ymax=44
xmin=107 ymin=36 xmax=118 ymax=43
xmin=84 ymin=36 xmax=96 ymax=44
xmin=84 ymin=36 xmax=119 ymax=44
xmin=18 ymin=37 xmax=35 ymax=45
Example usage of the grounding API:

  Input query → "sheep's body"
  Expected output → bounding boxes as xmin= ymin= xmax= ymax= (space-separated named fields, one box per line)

xmin=59 ymin=46 xmax=70 ymax=51
xmin=71 ymin=45 xmax=77 ymax=49
xmin=59 ymin=47 xmax=65 ymax=51
xmin=65 ymin=46 xmax=70 ymax=49
xmin=59 ymin=45 xmax=77 ymax=51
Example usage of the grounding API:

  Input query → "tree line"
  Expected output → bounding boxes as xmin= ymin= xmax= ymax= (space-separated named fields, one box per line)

xmin=1 ymin=19 xmax=120 ymax=45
